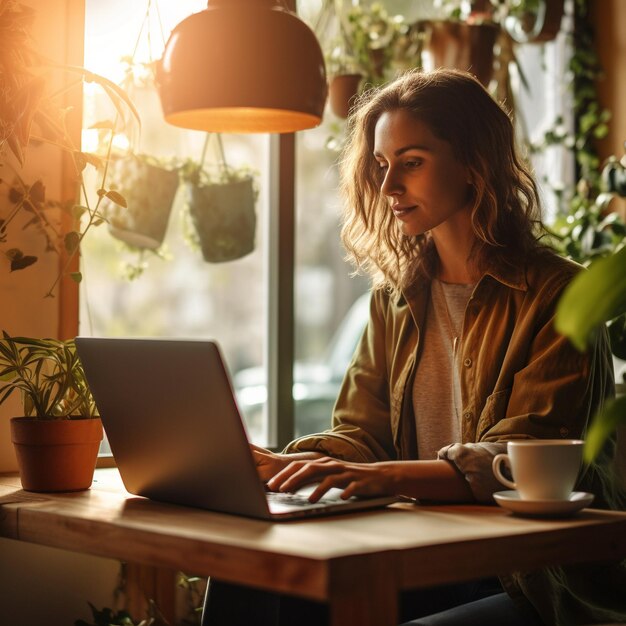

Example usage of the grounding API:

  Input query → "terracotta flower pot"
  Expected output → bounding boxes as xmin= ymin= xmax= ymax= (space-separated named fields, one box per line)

xmin=329 ymin=74 xmax=363 ymax=119
xmin=419 ymin=20 xmax=499 ymax=87
xmin=186 ymin=178 xmax=256 ymax=263
xmin=10 ymin=417 xmax=103 ymax=492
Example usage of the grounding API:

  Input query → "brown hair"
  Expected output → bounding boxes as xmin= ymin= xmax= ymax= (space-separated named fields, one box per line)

xmin=339 ymin=68 xmax=544 ymax=292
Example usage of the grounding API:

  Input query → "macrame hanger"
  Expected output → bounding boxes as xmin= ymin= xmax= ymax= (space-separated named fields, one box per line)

xmin=215 ymin=133 xmax=230 ymax=177
xmin=196 ymin=133 xmax=230 ymax=179
xmin=123 ymin=0 xmax=167 ymax=155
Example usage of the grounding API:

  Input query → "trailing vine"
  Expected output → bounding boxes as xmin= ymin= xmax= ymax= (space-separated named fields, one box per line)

xmin=543 ymin=0 xmax=624 ymax=265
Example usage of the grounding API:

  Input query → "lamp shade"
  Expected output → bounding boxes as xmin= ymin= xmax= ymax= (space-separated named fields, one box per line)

xmin=157 ymin=0 xmax=328 ymax=133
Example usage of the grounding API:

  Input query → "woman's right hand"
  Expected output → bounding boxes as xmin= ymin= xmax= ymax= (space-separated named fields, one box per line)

xmin=250 ymin=444 xmax=325 ymax=485
xmin=250 ymin=444 xmax=293 ymax=483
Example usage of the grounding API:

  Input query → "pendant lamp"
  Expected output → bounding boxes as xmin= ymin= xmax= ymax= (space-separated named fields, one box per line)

xmin=157 ymin=0 xmax=328 ymax=134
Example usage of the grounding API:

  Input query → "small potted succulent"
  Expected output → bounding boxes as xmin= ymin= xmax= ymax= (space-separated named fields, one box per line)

xmin=0 ymin=332 xmax=102 ymax=492
xmin=181 ymin=134 xmax=257 ymax=264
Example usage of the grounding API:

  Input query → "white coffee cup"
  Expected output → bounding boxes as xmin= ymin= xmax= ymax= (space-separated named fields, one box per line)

xmin=492 ymin=439 xmax=584 ymax=501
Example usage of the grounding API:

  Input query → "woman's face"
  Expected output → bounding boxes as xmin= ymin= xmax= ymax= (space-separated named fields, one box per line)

xmin=373 ymin=108 xmax=472 ymax=238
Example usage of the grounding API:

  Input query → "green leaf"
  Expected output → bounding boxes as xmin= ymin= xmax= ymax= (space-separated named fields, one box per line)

xmin=555 ymin=246 xmax=626 ymax=351
xmin=89 ymin=120 xmax=115 ymax=130
xmin=607 ymin=314 xmax=626 ymax=359
xmin=70 ymin=272 xmax=83 ymax=283
xmin=81 ymin=152 xmax=104 ymax=169
xmin=55 ymin=65 xmax=141 ymax=128
xmin=74 ymin=151 xmax=87 ymax=172
xmin=584 ymin=395 xmax=626 ymax=462
xmin=7 ymin=250 xmax=38 ymax=271
xmin=105 ymin=190 xmax=127 ymax=208
xmin=29 ymin=180 xmax=45 ymax=203
xmin=64 ymin=231 xmax=81 ymax=254
xmin=72 ymin=205 xmax=89 ymax=219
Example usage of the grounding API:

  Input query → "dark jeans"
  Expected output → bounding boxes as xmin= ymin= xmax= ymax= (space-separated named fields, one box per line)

xmin=201 ymin=577 xmax=543 ymax=626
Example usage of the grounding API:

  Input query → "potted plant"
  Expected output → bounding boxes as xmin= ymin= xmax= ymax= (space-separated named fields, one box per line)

xmin=555 ymin=147 xmax=626 ymax=462
xmin=417 ymin=16 xmax=499 ymax=88
xmin=181 ymin=134 xmax=257 ymax=264
xmin=102 ymin=153 xmax=180 ymax=251
xmin=326 ymin=47 xmax=364 ymax=119
xmin=0 ymin=332 xmax=102 ymax=492
xmin=318 ymin=1 xmax=415 ymax=119
xmin=503 ymin=0 xmax=565 ymax=43
xmin=0 ymin=1 xmax=139 ymax=296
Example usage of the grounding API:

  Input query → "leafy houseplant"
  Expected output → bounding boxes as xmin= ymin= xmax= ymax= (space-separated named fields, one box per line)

xmin=0 ymin=332 xmax=102 ymax=492
xmin=555 ymin=150 xmax=626 ymax=462
xmin=0 ymin=1 xmax=139 ymax=296
xmin=181 ymin=134 xmax=257 ymax=264
xmin=75 ymin=602 xmax=153 ymax=626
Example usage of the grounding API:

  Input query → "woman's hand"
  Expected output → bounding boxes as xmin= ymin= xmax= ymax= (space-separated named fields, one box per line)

xmin=251 ymin=445 xmax=325 ymax=483
xmin=250 ymin=444 xmax=293 ymax=483
xmin=267 ymin=457 xmax=399 ymax=502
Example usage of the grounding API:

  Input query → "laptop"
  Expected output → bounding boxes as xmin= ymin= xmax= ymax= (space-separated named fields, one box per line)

xmin=74 ymin=337 xmax=399 ymax=520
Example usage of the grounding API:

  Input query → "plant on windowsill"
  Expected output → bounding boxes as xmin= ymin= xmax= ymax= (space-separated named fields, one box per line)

xmin=180 ymin=134 xmax=257 ymax=264
xmin=0 ymin=332 xmax=102 ymax=492
xmin=0 ymin=1 xmax=139 ymax=297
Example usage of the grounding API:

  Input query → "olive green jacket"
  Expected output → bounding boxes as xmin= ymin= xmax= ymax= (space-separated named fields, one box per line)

xmin=286 ymin=248 xmax=626 ymax=625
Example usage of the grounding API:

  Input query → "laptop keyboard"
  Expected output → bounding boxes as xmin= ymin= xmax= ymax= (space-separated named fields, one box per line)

xmin=267 ymin=492 xmax=319 ymax=507
xmin=266 ymin=486 xmax=349 ymax=509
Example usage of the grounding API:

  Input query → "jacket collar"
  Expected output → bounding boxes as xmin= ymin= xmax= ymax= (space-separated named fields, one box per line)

xmin=482 ymin=261 xmax=529 ymax=292
xmin=397 ymin=257 xmax=529 ymax=303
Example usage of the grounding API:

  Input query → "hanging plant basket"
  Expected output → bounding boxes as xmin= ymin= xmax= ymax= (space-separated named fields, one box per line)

xmin=103 ymin=154 xmax=180 ymax=250
xmin=186 ymin=176 xmax=256 ymax=263
xmin=504 ymin=0 xmax=565 ymax=43
xmin=418 ymin=20 xmax=499 ymax=87
xmin=182 ymin=133 xmax=257 ymax=263
xmin=329 ymin=73 xmax=363 ymax=119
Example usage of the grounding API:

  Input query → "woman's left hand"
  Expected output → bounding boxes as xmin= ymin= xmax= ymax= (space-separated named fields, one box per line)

xmin=266 ymin=457 xmax=398 ymax=502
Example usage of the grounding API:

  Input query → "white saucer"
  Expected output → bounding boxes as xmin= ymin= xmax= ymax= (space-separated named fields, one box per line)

xmin=493 ymin=491 xmax=594 ymax=517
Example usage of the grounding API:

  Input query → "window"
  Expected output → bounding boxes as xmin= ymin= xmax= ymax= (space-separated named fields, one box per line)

xmin=81 ymin=1 xmax=573 ymax=454
xmin=81 ymin=0 xmax=368 ymax=451
xmin=81 ymin=0 xmax=271 ymax=444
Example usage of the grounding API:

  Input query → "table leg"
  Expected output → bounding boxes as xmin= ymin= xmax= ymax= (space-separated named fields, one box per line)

xmin=125 ymin=562 xmax=177 ymax=624
xmin=328 ymin=554 xmax=398 ymax=626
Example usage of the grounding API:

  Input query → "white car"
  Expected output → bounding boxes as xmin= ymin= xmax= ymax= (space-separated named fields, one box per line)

xmin=234 ymin=293 xmax=370 ymax=438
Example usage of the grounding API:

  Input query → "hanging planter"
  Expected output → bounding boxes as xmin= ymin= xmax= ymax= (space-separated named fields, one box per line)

xmin=102 ymin=154 xmax=180 ymax=250
xmin=504 ymin=0 xmax=565 ymax=43
xmin=329 ymin=73 xmax=363 ymax=119
xmin=418 ymin=20 xmax=499 ymax=87
xmin=182 ymin=134 xmax=257 ymax=263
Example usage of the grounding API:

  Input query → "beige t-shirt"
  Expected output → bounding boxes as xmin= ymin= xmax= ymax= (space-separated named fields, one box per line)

xmin=412 ymin=278 xmax=475 ymax=460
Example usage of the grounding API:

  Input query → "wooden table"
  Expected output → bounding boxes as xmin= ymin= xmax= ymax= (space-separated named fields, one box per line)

xmin=1 ymin=469 xmax=626 ymax=626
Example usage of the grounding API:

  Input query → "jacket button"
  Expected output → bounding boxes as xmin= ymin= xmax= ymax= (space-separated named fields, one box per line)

xmin=463 ymin=411 xmax=473 ymax=421
xmin=560 ymin=427 xmax=569 ymax=437
xmin=463 ymin=358 xmax=472 ymax=367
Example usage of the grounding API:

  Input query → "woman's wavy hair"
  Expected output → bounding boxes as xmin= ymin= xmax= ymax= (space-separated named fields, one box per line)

xmin=339 ymin=68 xmax=544 ymax=292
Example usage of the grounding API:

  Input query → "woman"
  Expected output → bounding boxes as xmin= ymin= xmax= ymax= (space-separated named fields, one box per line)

xmin=204 ymin=69 xmax=624 ymax=626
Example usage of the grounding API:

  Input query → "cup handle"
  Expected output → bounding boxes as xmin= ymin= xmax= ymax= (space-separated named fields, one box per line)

xmin=492 ymin=454 xmax=516 ymax=490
